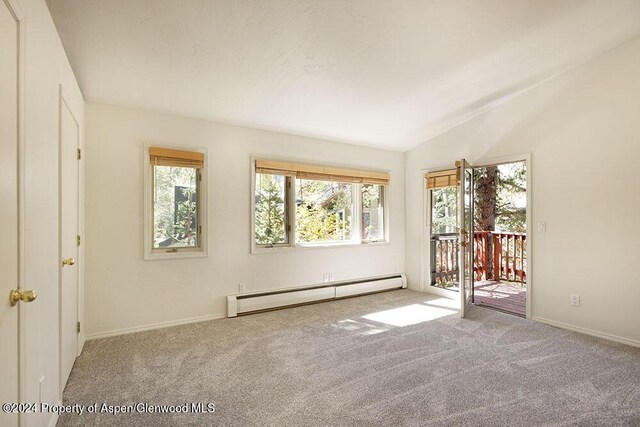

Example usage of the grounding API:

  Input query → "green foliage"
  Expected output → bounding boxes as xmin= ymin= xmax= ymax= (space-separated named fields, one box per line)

xmin=494 ymin=162 xmax=527 ymax=232
xmin=296 ymin=179 xmax=352 ymax=242
xmin=473 ymin=161 xmax=527 ymax=233
xmin=254 ymin=174 xmax=287 ymax=245
xmin=431 ymin=187 xmax=458 ymax=234
xmin=362 ymin=184 xmax=384 ymax=240
xmin=174 ymin=187 xmax=197 ymax=243
xmin=153 ymin=166 xmax=198 ymax=248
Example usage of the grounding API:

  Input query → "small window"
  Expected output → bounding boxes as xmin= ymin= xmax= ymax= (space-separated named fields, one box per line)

xmin=362 ymin=184 xmax=385 ymax=242
xmin=254 ymin=173 xmax=289 ymax=246
xmin=153 ymin=165 xmax=199 ymax=249
xmin=146 ymin=147 xmax=206 ymax=258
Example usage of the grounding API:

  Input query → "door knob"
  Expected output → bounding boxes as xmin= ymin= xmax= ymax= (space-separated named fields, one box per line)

xmin=62 ymin=258 xmax=76 ymax=267
xmin=9 ymin=289 xmax=37 ymax=307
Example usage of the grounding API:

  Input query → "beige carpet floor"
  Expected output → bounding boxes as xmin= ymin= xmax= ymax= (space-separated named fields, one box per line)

xmin=59 ymin=290 xmax=640 ymax=426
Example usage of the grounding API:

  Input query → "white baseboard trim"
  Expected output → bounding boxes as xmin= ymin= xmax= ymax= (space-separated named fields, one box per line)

xmin=86 ymin=313 xmax=226 ymax=341
xmin=532 ymin=316 xmax=640 ymax=348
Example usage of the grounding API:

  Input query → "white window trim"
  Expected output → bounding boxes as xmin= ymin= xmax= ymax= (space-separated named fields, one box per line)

xmin=144 ymin=145 xmax=208 ymax=261
xmin=250 ymin=155 xmax=390 ymax=254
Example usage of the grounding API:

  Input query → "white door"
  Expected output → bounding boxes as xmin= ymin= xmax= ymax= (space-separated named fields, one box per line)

xmin=60 ymin=93 xmax=80 ymax=391
xmin=458 ymin=159 xmax=474 ymax=317
xmin=1 ymin=1 xmax=22 ymax=425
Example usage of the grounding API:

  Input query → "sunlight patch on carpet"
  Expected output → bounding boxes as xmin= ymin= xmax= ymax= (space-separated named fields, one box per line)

xmin=362 ymin=302 xmax=457 ymax=327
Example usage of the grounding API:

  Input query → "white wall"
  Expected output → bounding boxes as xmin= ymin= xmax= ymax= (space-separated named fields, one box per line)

xmin=19 ymin=0 xmax=84 ymax=426
xmin=84 ymin=103 xmax=405 ymax=337
xmin=405 ymin=36 xmax=640 ymax=344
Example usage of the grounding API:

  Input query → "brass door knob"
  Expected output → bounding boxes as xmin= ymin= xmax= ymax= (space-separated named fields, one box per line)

xmin=9 ymin=289 xmax=37 ymax=307
xmin=62 ymin=258 xmax=76 ymax=267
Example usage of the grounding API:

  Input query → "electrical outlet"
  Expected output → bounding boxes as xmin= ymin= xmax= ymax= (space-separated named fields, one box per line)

xmin=328 ymin=273 xmax=334 ymax=282
xmin=322 ymin=274 xmax=329 ymax=283
xmin=538 ymin=221 xmax=546 ymax=232
xmin=238 ymin=283 xmax=246 ymax=294
xmin=570 ymin=294 xmax=580 ymax=306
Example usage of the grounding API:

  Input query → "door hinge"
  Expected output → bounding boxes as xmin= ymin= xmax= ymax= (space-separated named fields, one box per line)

xmin=198 ymin=225 xmax=202 ymax=234
xmin=77 ymin=322 xmax=81 ymax=333
xmin=77 ymin=235 xmax=81 ymax=246
xmin=77 ymin=148 xmax=82 ymax=160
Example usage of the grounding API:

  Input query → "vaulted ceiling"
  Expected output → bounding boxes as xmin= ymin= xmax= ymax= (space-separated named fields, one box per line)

xmin=48 ymin=0 xmax=640 ymax=151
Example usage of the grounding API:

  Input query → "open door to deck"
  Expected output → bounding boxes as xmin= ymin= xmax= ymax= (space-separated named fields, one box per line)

xmin=457 ymin=159 xmax=474 ymax=317
xmin=472 ymin=160 xmax=528 ymax=317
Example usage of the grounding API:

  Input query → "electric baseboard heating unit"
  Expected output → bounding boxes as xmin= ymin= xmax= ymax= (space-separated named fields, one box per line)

xmin=227 ymin=274 xmax=406 ymax=317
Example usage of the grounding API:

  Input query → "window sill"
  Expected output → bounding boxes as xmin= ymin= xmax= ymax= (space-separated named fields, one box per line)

xmin=144 ymin=249 xmax=208 ymax=261
xmin=251 ymin=241 xmax=390 ymax=255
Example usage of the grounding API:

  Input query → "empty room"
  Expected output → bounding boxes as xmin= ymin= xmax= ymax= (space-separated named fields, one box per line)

xmin=2 ymin=0 xmax=640 ymax=425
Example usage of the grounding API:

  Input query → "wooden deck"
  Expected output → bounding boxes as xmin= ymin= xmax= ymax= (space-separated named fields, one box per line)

xmin=473 ymin=280 xmax=526 ymax=317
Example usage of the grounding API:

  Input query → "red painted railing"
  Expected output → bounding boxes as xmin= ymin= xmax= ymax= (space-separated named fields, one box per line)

xmin=431 ymin=231 xmax=526 ymax=287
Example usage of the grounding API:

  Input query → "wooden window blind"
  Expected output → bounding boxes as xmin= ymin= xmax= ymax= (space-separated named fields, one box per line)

xmin=425 ymin=169 xmax=458 ymax=189
xmin=255 ymin=159 xmax=390 ymax=185
xmin=149 ymin=147 xmax=204 ymax=169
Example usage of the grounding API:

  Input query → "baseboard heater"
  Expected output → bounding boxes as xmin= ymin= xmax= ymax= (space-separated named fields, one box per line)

xmin=226 ymin=274 xmax=406 ymax=317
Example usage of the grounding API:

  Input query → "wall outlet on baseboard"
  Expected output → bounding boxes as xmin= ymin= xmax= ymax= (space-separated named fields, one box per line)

xmin=570 ymin=294 xmax=580 ymax=307
xmin=238 ymin=283 xmax=246 ymax=294
xmin=323 ymin=274 xmax=333 ymax=283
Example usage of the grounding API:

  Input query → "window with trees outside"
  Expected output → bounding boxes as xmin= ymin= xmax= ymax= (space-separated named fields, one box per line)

xmin=296 ymin=179 xmax=353 ymax=243
xmin=253 ymin=159 xmax=390 ymax=249
xmin=148 ymin=147 xmax=205 ymax=256
xmin=254 ymin=173 xmax=288 ymax=245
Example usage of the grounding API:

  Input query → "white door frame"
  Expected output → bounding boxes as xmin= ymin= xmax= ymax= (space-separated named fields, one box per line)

xmin=3 ymin=0 xmax=28 ymax=420
xmin=470 ymin=153 xmax=532 ymax=319
xmin=421 ymin=153 xmax=532 ymax=319
xmin=58 ymin=84 xmax=82 ymax=396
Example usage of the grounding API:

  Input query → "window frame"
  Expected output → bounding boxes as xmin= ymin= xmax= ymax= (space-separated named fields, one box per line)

xmin=360 ymin=183 xmax=387 ymax=243
xmin=144 ymin=145 xmax=208 ymax=261
xmin=251 ymin=156 xmax=390 ymax=253
xmin=253 ymin=173 xmax=293 ymax=248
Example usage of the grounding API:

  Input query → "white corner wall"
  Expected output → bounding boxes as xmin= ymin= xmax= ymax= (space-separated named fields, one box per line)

xmin=405 ymin=36 xmax=640 ymax=345
xmin=84 ymin=103 xmax=405 ymax=337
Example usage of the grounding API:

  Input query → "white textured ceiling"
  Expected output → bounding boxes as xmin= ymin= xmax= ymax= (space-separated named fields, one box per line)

xmin=48 ymin=0 xmax=640 ymax=151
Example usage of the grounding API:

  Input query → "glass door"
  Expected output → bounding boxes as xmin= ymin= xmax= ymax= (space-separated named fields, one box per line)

xmin=457 ymin=159 xmax=474 ymax=317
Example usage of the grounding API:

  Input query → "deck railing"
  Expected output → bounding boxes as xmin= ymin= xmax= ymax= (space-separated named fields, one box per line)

xmin=431 ymin=231 xmax=526 ymax=287
xmin=430 ymin=233 xmax=459 ymax=287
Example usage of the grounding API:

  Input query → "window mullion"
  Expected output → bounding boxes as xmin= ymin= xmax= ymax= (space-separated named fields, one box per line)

xmin=288 ymin=175 xmax=296 ymax=246
xmin=353 ymin=183 xmax=362 ymax=244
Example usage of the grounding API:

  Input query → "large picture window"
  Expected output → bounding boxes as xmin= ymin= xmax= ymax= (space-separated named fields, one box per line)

xmin=252 ymin=159 xmax=389 ymax=250
xmin=146 ymin=147 xmax=206 ymax=258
